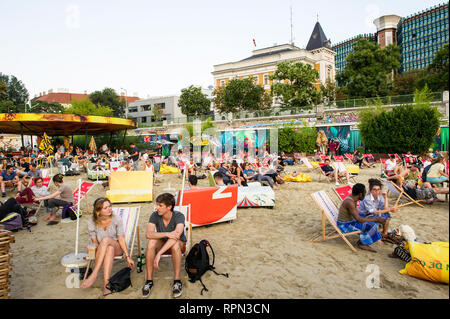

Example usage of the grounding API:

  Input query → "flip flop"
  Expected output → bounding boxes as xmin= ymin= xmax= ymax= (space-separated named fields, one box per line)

xmin=47 ymin=221 xmax=59 ymax=225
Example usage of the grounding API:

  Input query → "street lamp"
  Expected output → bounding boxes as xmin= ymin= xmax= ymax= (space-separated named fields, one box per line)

xmin=121 ymin=87 xmax=128 ymax=119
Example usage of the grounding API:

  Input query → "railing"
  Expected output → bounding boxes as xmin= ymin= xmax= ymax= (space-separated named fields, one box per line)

xmin=133 ymin=91 xmax=445 ymax=129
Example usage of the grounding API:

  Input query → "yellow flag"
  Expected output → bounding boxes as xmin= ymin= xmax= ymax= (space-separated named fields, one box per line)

xmin=39 ymin=133 xmax=53 ymax=154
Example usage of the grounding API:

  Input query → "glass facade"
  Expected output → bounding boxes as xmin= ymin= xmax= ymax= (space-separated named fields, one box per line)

xmin=332 ymin=2 xmax=449 ymax=78
xmin=398 ymin=3 xmax=449 ymax=73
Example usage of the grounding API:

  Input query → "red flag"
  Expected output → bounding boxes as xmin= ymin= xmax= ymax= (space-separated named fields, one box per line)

xmin=253 ymin=39 xmax=256 ymax=47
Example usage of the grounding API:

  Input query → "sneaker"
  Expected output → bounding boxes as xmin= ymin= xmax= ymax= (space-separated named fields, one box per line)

xmin=172 ymin=280 xmax=183 ymax=298
xmin=142 ymin=280 xmax=153 ymax=297
xmin=335 ymin=182 xmax=339 ymax=186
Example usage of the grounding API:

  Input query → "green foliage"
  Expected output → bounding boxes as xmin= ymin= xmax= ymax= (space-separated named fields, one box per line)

xmin=179 ymin=85 xmax=211 ymax=116
xmin=277 ymin=123 xmax=316 ymax=154
xmin=152 ymin=104 xmax=164 ymax=121
xmin=64 ymin=98 xmax=114 ymax=117
xmin=320 ymin=79 xmax=337 ymax=106
xmin=270 ymin=61 xmax=321 ymax=109
xmin=336 ymin=38 xmax=401 ymax=98
xmin=416 ymin=43 xmax=449 ymax=92
xmin=89 ymin=88 xmax=126 ymax=117
xmin=183 ymin=117 xmax=216 ymax=138
xmin=30 ymin=100 xmax=65 ymax=113
xmin=358 ymin=86 xmax=441 ymax=154
xmin=390 ymin=71 xmax=421 ymax=95
xmin=213 ymin=78 xmax=271 ymax=114
xmin=0 ymin=73 xmax=29 ymax=109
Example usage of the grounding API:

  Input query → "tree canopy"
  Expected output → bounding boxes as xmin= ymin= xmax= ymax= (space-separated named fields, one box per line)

xmin=179 ymin=85 xmax=211 ymax=116
xmin=0 ymin=73 xmax=29 ymax=112
xmin=213 ymin=78 xmax=271 ymax=114
xmin=64 ymin=98 xmax=114 ymax=117
xmin=89 ymin=88 xmax=126 ymax=117
xmin=336 ymin=38 xmax=401 ymax=98
xmin=30 ymin=100 xmax=65 ymax=113
xmin=270 ymin=61 xmax=321 ymax=109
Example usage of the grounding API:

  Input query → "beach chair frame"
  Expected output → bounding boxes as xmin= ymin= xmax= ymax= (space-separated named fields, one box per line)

xmin=384 ymin=180 xmax=424 ymax=208
xmin=310 ymin=191 xmax=360 ymax=252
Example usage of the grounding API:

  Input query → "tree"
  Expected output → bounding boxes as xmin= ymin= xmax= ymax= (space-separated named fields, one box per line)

xmin=64 ymin=98 xmax=114 ymax=117
xmin=30 ymin=100 xmax=65 ymax=113
xmin=270 ymin=61 xmax=321 ymax=110
xmin=416 ymin=43 xmax=449 ymax=92
xmin=152 ymin=104 xmax=164 ymax=121
xmin=0 ymin=81 xmax=7 ymax=101
xmin=89 ymin=88 xmax=126 ymax=117
xmin=213 ymin=78 xmax=272 ymax=114
xmin=336 ymin=38 xmax=401 ymax=98
xmin=0 ymin=100 xmax=15 ymax=113
xmin=320 ymin=79 xmax=337 ymax=106
xmin=390 ymin=71 xmax=421 ymax=95
xmin=0 ymin=73 xmax=29 ymax=107
xmin=358 ymin=86 xmax=441 ymax=154
xmin=179 ymin=85 xmax=211 ymax=116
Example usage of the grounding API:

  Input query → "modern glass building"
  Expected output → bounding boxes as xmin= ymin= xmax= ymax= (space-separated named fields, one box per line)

xmin=332 ymin=34 xmax=377 ymax=75
xmin=398 ymin=2 xmax=449 ymax=73
xmin=332 ymin=2 xmax=449 ymax=77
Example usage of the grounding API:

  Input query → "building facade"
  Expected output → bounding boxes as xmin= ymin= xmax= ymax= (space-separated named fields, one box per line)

xmin=332 ymin=2 xmax=449 ymax=76
xmin=397 ymin=2 xmax=449 ymax=73
xmin=212 ymin=22 xmax=336 ymax=93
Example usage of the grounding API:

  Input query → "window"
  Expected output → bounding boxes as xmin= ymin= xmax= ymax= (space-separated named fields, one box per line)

xmin=154 ymin=102 xmax=165 ymax=109
xmin=263 ymin=74 xmax=269 ymax=85
xmin=141 ymin=117 xmax=147 ymax=123
xmin=220 ymin=80 xmax=225 ymax=87
xmin=252 ymin=76 xmax=258 ymax=85
xmin=142 ymin=104 xmax=151 ymax=111
xmin=128 ymin=107 xmax=138 ymax=113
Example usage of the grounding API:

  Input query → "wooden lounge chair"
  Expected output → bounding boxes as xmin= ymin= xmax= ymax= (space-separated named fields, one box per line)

xmin=384 ymin=180 xmax=424 ymax=208
xmin=310 ymin=191 xmax=360 ymax=252
xmin=83 ymin=206 xmax=141 ymax=280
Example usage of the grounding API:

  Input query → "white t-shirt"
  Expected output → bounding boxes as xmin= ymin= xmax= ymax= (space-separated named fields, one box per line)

xmin=117 ymin=167 xmax=127 ymax=172
xmin=385 ymin=159 xmax=397 ymax=171
xmin=427 ymin=163 xmax=444 ymax=178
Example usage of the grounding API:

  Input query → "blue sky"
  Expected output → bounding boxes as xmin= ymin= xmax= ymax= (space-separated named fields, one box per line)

xmin=0 ymin=0 xmax=445 ymax=100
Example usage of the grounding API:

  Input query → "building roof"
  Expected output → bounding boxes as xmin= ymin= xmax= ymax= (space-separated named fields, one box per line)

xmin=306 ymin=22 xmax=330 ymax=51
xmin=239 ymin=44 xmax=301 ymax=62
xmin=34 ymin=92 xmax=140 ymax=104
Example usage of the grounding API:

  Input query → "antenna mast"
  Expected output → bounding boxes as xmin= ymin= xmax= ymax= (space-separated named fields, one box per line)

xmin=290 ymin=5 xmax=294 ymax=45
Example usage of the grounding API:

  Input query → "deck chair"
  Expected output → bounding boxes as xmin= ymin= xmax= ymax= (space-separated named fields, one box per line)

xmin=160 ymin=205 xmax=192 ymax=258
xmin=334 ymin=156 xmax=344 ymax=163
xmin=333 ymin=185 xmax=360 ymax=207
xmin=363 ymin=153 xmax=376 ymax=163
xmin=72 ymin=181 xmax=96 ymax=212
xmin=310 ymin=191 xmax=360 ymax=252
xmin=300 ymin=157 xmax=319 ymax=173
xmin=384 ymin=180 xmax=424 ymax=208
xmin=320 ymin=155 xmax=329 ymax=162
xmin=21 ymin=177 xmax=52 ymax=213
xmin=332 ymin=162 xmax=357 ymax=183
xmin=389 ymin=154 xmax=402 ymax=163
xmin=83 ymin=206 xmax=141 ymax=280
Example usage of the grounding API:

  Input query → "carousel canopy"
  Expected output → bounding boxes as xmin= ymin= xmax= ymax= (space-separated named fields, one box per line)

xmin=0 ymin=113 xmax=137 ymax=136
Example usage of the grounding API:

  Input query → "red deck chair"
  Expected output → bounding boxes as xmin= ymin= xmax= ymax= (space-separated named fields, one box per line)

xmin=334 ymin=155 xmax=344 ymax=162
xmin=333 ymin=185 xmax=360 ymax=207
xmin=363 ymin=153 xmax=376 ymax=163
xmin=344 ymin=153 xmax=353 ymax=163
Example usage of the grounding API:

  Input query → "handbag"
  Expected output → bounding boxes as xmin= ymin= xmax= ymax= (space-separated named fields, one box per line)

xmin=105 ymin=267 xmax=132 ymax=293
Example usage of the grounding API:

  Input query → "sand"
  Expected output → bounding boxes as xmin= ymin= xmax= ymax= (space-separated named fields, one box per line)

xmin=6 ymin=164 xmax=449 ymax=299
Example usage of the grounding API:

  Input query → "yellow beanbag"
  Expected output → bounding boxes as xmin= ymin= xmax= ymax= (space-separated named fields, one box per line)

xmin=399 ymin=241 xmax=449 ymax=284
xmin=310 ymin=161 xmax=320 ymax=167
xmin=159 ymin=164 xmax=180 ymax=174
xmin=283 ymin=173 xmax=312 ymax=182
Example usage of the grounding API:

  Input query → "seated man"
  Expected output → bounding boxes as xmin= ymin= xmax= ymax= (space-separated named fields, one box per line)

xmin=279 ymin=152 xmax=294 ymax=166
xmin=16 ymin=158 xmax=30 ymax=177
xmin=188 ymin=174 xmax=198 ymax=190
xmin=213 ymin=171 xmax=226 ymax=186
xmin=57 ymin=154 xmax=72 ymax=171
xmin=387 ymin=164 xmax=420 ymax=188
xmin=27 ymin=163 xmax=43 ymax=179
xmin=337 ymin=183 xmax=386 ymax=253
xmin=358 ymin=178 xmax=398 ymax=238
xmin=218 ymin=163 xmax=234 ymax=185
xmin=1 ymin=165 xmax=21 ymax=197
xmin=142 ymin=193 xmax=186 ymax=298
xmin=242 ymin=162 xmax=277 ymax=189
xmin=321 ymin=159 xmax=352 ymax=186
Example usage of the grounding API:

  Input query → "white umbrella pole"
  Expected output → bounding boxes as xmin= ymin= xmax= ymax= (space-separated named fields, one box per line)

xmin=179 ymin=161 xmax=187 ymax=207
xmin=75 ymin=178 xmax=81 ymax=255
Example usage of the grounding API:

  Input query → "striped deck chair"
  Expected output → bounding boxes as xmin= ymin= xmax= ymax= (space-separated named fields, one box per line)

xmin=384 ymin=180 xmax=424 ymax=208
xmin=310 ymin=191 xmax=360 ymax=252
xmin=301 ymin=157 xmax=319 ymax=173
xmin=83 ymin=206 xmax=141 ymax=280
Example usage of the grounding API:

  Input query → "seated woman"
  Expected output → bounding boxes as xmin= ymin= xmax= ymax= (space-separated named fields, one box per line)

xmin=259 ymin=159 xmax=284 ymax=185
xmin=81 ymin=197 xmax=135 ymax=295
xmin=358 ymin=179 xmax=398 ymax=238
xmin=352 ymin=150 xmax=374 ymax=168
xmin=230 ymin=161 xmax=247 ymax=186
xmin=426 ymin=157 xmax=448 ymax=186
xmin=337 ymin=183 xmax=387 ymax=253
xmin=384 ymin=154 xmax=402 ymax=176
xmin=34 ymin=174 xmax=73 ymax=225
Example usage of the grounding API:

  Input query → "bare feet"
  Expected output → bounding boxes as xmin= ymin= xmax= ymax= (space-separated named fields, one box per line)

xmin=103 ymin=286 xmax=113 ymax=296
xmin=81 ymin=274 xmax=97 ymax=289
xmin=357 ymin=240 xmax=377 ymax=252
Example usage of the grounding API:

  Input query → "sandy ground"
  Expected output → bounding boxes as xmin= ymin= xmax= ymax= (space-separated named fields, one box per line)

xmin=5 ymin=162 xmax=449 ymax=299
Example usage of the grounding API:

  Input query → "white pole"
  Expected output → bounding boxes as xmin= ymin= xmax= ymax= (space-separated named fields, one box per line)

xmin=75 ymin=178 xmax=81 ymax=255
xmin=179 ymin=160 xmax=187 ymax=207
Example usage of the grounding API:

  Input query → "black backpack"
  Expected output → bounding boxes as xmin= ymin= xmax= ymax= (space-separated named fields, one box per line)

xmin=185 ymin=239 xmax=229 ymax=295
xmin=105 ymin=267 xmax=132 ymax=293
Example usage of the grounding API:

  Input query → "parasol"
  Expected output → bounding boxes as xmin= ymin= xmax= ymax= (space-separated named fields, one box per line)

xmin=89 ymin=136 xmax=97 ymax=152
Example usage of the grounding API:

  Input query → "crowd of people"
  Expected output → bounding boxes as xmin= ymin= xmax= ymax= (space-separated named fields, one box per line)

xmin=1 ymin=142 xmax=448 ymax=297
